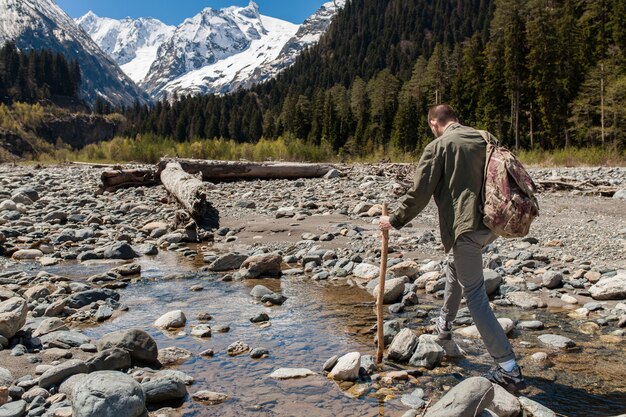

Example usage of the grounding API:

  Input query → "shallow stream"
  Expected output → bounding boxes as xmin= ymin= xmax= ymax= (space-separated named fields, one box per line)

xmin=13 ymin=251 xmax=626 ymax=417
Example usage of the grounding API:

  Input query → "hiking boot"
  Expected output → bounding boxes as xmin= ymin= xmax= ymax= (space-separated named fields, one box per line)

xmin=434 ymin=319 xmax=452 ymax=340
xmin=484 ymin=365 xmax=527 ymax=393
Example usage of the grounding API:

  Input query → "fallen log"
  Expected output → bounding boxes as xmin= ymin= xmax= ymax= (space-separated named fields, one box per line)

xmin=100 ymin=168 xmax=158 ymax=192
xmin=536 ymin=179 xmax=618 ymax=197
xmin=158 ymin=158 xmax=335 ymax=181
xmin=160 ymin=162 xmax=219 ymax=228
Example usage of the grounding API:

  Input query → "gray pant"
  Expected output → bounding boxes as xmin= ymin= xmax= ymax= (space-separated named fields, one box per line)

xmin=441 ymin=229 xmax=516 ymax=362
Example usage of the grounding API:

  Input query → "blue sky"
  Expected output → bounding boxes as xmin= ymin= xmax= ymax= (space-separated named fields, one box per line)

xmin=56 ymin=0 xmax=328 ymax=25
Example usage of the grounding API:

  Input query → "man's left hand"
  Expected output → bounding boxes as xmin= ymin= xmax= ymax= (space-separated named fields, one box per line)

xmin=379 ymin=216 xmax=392 ymax=231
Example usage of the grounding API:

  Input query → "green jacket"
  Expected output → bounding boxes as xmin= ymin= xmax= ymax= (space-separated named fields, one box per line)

xmin=389 ymin=123 xmax=489 ymax=252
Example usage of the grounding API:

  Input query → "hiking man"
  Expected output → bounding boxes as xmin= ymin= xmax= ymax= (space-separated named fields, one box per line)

xmin=379 ymin=104 xmax=526 ymax=392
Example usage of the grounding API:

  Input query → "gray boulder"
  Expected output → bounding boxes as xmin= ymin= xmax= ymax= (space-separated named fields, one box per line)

xmin=542 ymin=271 xmax=563 ymax=289
xmin=142 ymin=377 xmax=187 ymax=404
xmin=328 ymin=352 xmax=361 ymax=381
xmin=387 ymin=328 xmax=418 ymax=363
xmin=97 ymin=329 xmax=158 ymax=365
xmin=483 ymin=269 xmax=502 ymax=295
xmin=537 ymin=334 xmax=576 ymax=349
xmin=239 ymin=253 xmax=282 ymax=278
xmin=103 ymin=242 xmax=138 ymax=260
xmin=488 ymin=384 xmax=521 ymax=417
xmin=0 ymin=400 xmax=26 ymax=417
xmin=0 ymin=368 xmax=12 ymax=387
xmin=33 ymin=318 xmax=68 ymax=337
xmin=425 ymin=377 xmax=494 ymax=417
xmin=0 ymin=297 xmax=28 ymax=339
xmin=86 ymin=348 xmax=132 ymax=373
xmin=72 ymin=371 xmax=146 ymax=417
xmin=154 ymin=310 xmax=186 ymax=329
xmin=372 ymin=278 xmax=406 ymax=304
xmin=250 ymin=285 xmax=273 ymax=298
xmin=208 ymin=253 xmax=248 ymax=271
xmin=589 ymin=274 xmax=626 ymax=300
xmin=39 ymin=359 xmax=88 ymax=388
xmin=409 ymin=334 xmax=444 ymax=369
xmin=518 ymin=397 xmax=557 ymax=417
xmin=40 ymin=330 xmax=91 ymax=348
xmin=66 ymin=289 xmax=120 ymax=309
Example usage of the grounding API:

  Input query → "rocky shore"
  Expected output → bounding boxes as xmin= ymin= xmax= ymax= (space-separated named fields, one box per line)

xmin=0 ymin=163 xmax=625 ymax=417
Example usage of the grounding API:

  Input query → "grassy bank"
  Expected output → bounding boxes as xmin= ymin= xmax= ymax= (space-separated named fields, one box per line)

xmin=29 ymin=135 xmax=626 ymax=166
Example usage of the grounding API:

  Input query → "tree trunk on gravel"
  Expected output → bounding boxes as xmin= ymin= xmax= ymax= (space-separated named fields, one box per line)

xmin=157 ymin=158 xmax=334 ymax=181
xmin=160 ymin=162 xmax=219 ymax=228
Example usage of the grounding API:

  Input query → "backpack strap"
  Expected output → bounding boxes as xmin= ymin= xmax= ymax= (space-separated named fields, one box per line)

xmin=477 ymin=130 xmax=496 ymax=212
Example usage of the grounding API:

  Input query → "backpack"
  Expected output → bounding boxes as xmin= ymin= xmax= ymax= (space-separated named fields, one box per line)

xmin=478 ymin=131 xmax=539 ymax=238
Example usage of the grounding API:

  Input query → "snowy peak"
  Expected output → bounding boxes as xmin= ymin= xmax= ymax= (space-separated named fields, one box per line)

xmin=0 ymin=0 xmax=147 ymax=106
xmin=76 ymin=11 xmax=175 ymax=83
xmin=76 ymin=0 xmax=345 ymax=99
xmin=141 ymin=1 xmax=271 ymax=95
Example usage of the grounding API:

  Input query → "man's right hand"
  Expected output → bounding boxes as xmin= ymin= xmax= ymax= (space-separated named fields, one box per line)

xmin=379 ymin=216 xmax=392 ymax=231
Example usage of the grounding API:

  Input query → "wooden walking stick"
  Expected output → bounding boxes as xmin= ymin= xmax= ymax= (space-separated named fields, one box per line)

xmin=376 ymin=201 xmax=389 ymax=365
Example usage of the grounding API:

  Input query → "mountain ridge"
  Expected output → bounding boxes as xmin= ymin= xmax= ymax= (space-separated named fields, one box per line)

xmin=78 ymin=0 xmax=346 ymax=99
xmin=0 ymin=0 xmax=149 ymax=107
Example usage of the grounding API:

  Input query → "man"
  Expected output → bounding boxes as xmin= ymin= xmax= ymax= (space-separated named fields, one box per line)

xmin=379 ymin=104 xmax=526 ymax=392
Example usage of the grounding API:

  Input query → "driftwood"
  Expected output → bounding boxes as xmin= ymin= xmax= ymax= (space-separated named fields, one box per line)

xmin=158 ymin=158 xmax=334 ymax=181
xmin=160 ymin=162 xmax=219 ymax=228
xmin=100 ymin=168 xmax=158 ymax=192
xmin=536 ymin=178 xmax=618 ymax=197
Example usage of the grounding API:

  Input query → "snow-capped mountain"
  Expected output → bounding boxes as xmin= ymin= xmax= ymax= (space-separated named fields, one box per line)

xmin=76 ymin=12 xmax=175 ymax=83
xmin=244 ymin=0 xmax=346 ymax=88
xmin=79 ymin=0 xmax=345 ymax=99
xmin=0 ymin=0 xmax=148 ymax=106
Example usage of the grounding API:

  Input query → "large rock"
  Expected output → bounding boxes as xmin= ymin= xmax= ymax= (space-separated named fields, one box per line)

xmin=39 ymin=359 xmax=88 ymax=388
xmin=483 ymin=269 xmax=502 ymax=295
xmin=86 ymin=348 xmax=132 ymax=373
xmin=72 ymin=371 xmax=146 ymax=417
xmin=488 ymin=384 xmax=521 ymax=417
xmin=388 ymin=261 xmax=419 ymax=279
xmin=352 ymin=263 xmax=380 ymax=281
xmin=455 ymin=318 xmax=514 ymax=339
xmin=11 ymin=249 xmax=43 ymax=260
xmin=66 ymin=289 xmax=120 ymax=309
xmin=33 ymin=318 xmax=69 ymax=337
xmin=589 ymin=274 xmax=626 ymax=300
xmin=387 ymin=328 xmax=419 ymax=363
xmin=250 ymin=285 xmax=273 ymax=298
xmin=518 ymin=397 xmax=557 ymax=417
xmin=542 ymin=271 xmax=563 ymax=289
xmin=142 ymin=377 xmax=187 ymax=404
xmin=154 ymin=310 xmax=186 ymax=329
xmin=239 ymin=253 xmax=282 ymax=278
xmin=507 ymin=292 xmax=546 ymax=309
xmin=40 ymin=330 xmax=91 ymax=347
xmin=97 ymin=329 xmax=159 ymax=365
xmin=23 ymin=284 xmax=52 ymax=301
xmin=208 ymin=253 xmax=248 ymax=271
xmin=103 ymin=242 xmax=138 ymax=260
xmin=409 ymin=334 xmax=444 ymax=369
xmin=328 ymin=352 xmax=361 ymax=381
xmin=191 ymin=390 xmax=229 ymax=405
xmin=424 ymin=377 xmax=494 ymax=417
xmin=373 ymin=278 xmax=406 ymax=304
xmin=0 ymin=368 xmax=12 ymax=387
xmin=0 ymin=297 xmax=28 ymax=339
xmin=0 ymin=400 xmax=26 ymax=417
xmin=537 ymin=334 xmax=576 ymax=349
xmin=59 ymin=374 xmax=89 ymax=399
xmin=269 ymin=368 xmax=314 ymax=379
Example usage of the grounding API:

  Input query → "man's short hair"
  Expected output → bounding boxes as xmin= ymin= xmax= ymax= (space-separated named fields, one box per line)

xmin=428 ymin=104 xmax=458 ymax=124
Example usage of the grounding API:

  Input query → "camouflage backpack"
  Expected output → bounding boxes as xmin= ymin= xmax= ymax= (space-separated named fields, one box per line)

xmin=478 ymin=131 xmax=539 ymax=238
